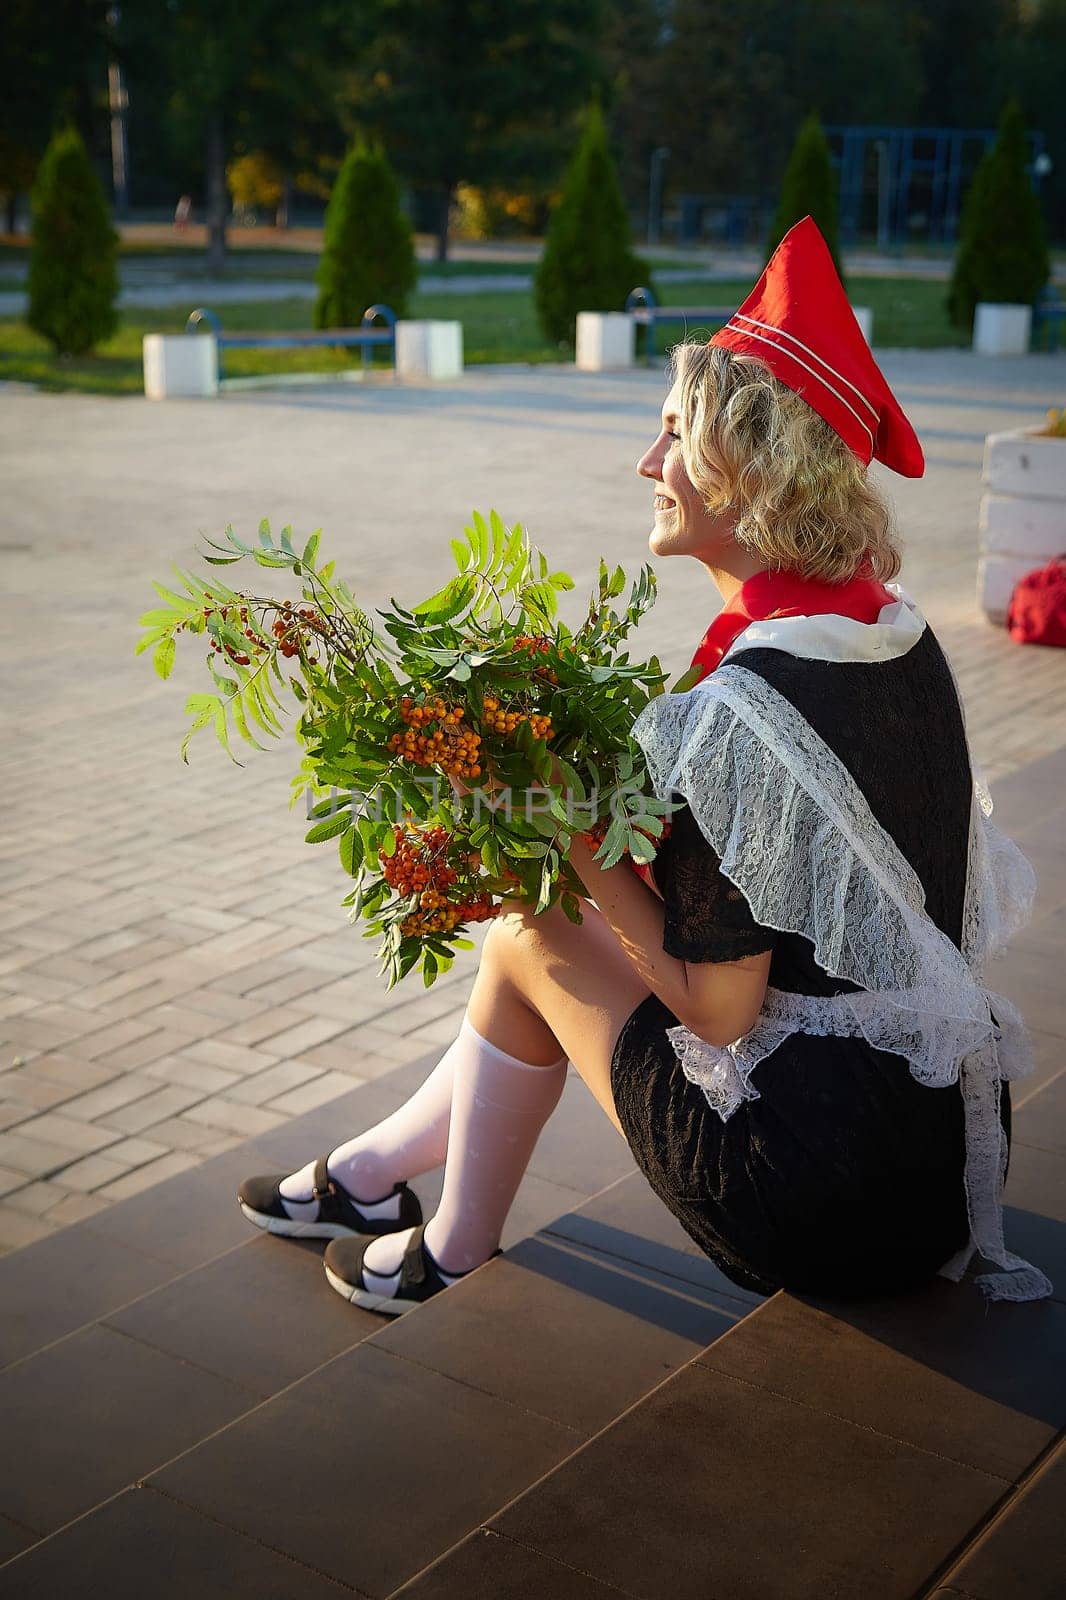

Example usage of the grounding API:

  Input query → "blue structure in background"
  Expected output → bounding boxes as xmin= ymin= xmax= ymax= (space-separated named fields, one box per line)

xmin=825 ymin=125 xmax=1048 ymax=246
xmin=674 ymin=125 xmax=1047 ymax=248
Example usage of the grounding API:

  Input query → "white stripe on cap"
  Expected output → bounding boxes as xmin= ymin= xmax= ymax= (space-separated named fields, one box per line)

xmin=732 ymin=312 xmax=880 ymax=422
xmin=718 ymin=322 xmax=876 ymax=453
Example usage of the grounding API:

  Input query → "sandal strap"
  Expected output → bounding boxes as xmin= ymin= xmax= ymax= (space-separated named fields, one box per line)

xmin=402 ymin=1223 xmax=428 ymax=1287
xmin=310 ymin=1156 xmax=408 ymax=1225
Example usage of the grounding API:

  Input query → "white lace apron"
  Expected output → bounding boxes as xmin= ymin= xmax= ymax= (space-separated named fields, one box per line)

xmin=629 ymin=636 xmax=1051 ymax=1303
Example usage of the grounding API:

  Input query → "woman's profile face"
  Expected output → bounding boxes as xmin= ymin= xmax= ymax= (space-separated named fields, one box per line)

xmin=636 ymin=379 xmax=739 ymax=561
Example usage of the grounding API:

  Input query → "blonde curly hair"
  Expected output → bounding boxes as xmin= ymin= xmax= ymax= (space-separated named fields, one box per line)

xmin=667 ymin=339 xmax=901 ymax=584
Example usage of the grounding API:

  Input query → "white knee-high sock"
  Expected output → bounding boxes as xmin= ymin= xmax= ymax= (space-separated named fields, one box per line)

xmin=277 ymin=1034 xmax=461 ymax=1222
xmin=361 ymin=1014 xmax=568 ymax=1291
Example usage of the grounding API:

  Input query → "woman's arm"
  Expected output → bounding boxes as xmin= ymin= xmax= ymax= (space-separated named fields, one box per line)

xmin=566 ymin=833 xmax=772 ymax=1048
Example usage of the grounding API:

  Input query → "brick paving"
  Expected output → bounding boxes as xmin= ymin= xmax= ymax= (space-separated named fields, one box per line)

xmin=1 ymin=350 xmax=1065 ymax=1253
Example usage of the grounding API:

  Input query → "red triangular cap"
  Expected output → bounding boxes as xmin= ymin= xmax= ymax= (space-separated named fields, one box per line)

xmin=708 ymin=216 xmax=924 ymax=477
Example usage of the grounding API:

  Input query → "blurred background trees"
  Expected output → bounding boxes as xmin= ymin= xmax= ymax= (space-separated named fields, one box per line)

xmin=534 ymin=101 xmax=652 ymax=346
xmin=27 ymin=124 xmax=118 ymax=354
xmin=314 ymin=141 xmax=417 ymax=326
xmin=2 ymin=0 xmax=1065 ymax=262
xmin=947 ymin=99 xmax=1050 ymax=332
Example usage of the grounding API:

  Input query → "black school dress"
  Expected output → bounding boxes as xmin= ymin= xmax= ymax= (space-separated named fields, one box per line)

xmin=608 ymin=623 xmax=1012 ymax=1300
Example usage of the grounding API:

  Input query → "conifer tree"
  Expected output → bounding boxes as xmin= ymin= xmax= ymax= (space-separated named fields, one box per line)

xmin=947 ymin=99 xmax=1050 ymax=332
xmin=314 ymin=141 xmax=418 ymax=328
xmin=534 ymin=102 xmax=651 ymax=348
xmin=766 ymin=113 xmax=843 ymax=281
xmin=26 ymin=124 xmax=119 ymax=356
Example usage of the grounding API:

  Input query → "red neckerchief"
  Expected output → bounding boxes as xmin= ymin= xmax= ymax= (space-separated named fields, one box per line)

xmin=686 ymin=567 xmax=895 ymax=683
xmin=630 ymin=567 xmax=895 ymax=888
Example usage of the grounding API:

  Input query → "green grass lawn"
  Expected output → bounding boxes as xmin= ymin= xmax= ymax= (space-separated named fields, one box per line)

xmin=0 ymin=275 xmax=966 ymax=396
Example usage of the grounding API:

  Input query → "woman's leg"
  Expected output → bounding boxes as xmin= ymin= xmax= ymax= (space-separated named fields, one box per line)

xmin=358 ymin=900 xmax=653 ymax=1290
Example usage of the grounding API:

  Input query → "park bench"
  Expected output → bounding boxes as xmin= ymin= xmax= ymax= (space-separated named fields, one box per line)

xmin=184 ymin=302 xmax=398 ymax=382
xmin=625 ymin=284 xmax=734 ymax=361
xmin=1032 ymin=283 xmax=1066 ymax=353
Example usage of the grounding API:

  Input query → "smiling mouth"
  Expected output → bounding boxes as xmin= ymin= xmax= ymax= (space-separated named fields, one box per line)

xmin=654 ymin=494 xmax=677 ymax=512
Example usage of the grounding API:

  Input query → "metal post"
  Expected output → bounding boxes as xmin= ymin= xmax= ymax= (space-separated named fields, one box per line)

xmin=106 ymin=7 xmax=129 ymax=216
xmin=875 ymin=140 xmax=890 ymax=253
xmin=647 ymin=147 xmax=670 ymax=247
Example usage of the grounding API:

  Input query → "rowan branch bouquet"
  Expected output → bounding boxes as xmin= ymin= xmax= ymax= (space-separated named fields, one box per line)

xmin=137 ymin=511 xmax=683 ymax=988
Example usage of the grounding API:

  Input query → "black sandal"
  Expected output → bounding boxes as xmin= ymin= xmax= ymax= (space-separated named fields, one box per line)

xmin=323 ymin=1223 xmax=502 ymax=1316
xmin=238 ymin=1156 xmax=422 ymax=1240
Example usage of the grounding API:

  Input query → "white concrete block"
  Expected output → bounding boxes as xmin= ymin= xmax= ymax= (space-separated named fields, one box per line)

xmin=576 ymin=312 xmax=635 ymax=372
xmin=143 ymin=334 xmax=219 ymax=398
xmin=395 ymin=320 xmax=463 ymax=380
xmin=977 ymin=551 xmax=1042 ymax=624
xmin=850 ymin=305 xmax=874 ymax=344
xmin=979 ymin=490 xmax=1066 ymax=558
xmin=982 ymin=427 xmax=1066 ymax=499
xmin=973 ymin=302 xmax=1032 ymax=357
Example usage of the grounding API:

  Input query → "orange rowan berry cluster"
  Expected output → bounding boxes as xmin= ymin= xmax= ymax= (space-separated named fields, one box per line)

xmin=271 ymin=602 xmax=326 ymax=664
xmin=188 ymin=593 xmax=270 ymax=668
xmin=481 ymin=695 xmax=552 ymax=741
xmin=511 ymin=634 xmax=560 ymax=684
xmin=382 ymin=823 xmax=501 ymax=939
xmin=388 ymin=696 xmax=482 ymax=780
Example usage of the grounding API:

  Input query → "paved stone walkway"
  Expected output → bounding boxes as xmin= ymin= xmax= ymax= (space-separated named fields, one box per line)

xmin=1 ymin=350 xmax=1064 ymax=1251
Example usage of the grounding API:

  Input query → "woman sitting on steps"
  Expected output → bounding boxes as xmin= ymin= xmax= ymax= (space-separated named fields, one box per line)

xmin=238 ymin=218 xmax=1051 ymax=1312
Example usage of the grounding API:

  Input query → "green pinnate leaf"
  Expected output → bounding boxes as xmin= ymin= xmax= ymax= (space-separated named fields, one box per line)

xmin=153 ymin=637 xmax=176 ymax=679
xmin=305 ymin=811 xmax=352 ymax=844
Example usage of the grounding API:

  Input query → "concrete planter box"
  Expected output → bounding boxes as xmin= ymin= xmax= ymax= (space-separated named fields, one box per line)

xmin=978 ymin=425 xmax=1066 ymax=621
xmin=576 ymin=312 xmax=635 ymax=372
xmin=973 ymin=302 xmax=1032 ymax=357
xmin=395 ymin=320 xmax=463 ymax=380
xmin=143 ymin=333 xmax=219 ymax=398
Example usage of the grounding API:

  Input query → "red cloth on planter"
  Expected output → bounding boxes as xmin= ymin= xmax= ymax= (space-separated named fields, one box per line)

xmin=1006 ymin=555 xmax=1066 ymax=649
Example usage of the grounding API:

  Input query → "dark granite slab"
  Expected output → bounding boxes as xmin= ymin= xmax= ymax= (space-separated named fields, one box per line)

xmin=0 ymin=1486 xmax=360 ymax=1599
xmin=0 ymin=1223 xmax=178 ymax=1371
xmin=936 ymin=1438 xmax=1066 ymax=1600
xmin=545 ymin=1169 xmax=766 ymax=1306
xmin=0 ymin=1322 xmax=253 ymax=1536
xmin=0 ymin=1515 xmax=36 ymax=1567
xmin=152 ymin=1339 xmax=578 ymax=1597
xmin=105 ymin=1233 xmax=376 ymax=1398
xmin=79 ymin=1143 xmax=280 ymax=1272
xmin=372 ymin=1230 xmax=744 ymax=1435
xmin=490 ymin=1359 xmax=1012 ymax=1600
xmin=698 ymin=1283 xmax=1064 ymax=1481
xmin=393 ymin=1527 xmax=631 ymax=1598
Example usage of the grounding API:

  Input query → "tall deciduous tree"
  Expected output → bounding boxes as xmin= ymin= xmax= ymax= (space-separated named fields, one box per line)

xmin=349 ymin=0 xmax=608 ymax=261
xmin=1016 ymin=0 xmax=1066 ymax=242
xmin=121 ymin=0 xmax=359 ymax=270
xmin=912 ymin=0 xmax=1020 ymax=131
xmin=947 ymin=98 xmax=1049 ymax=332
xmin=0 ymin=0 xmax=112 ymax=233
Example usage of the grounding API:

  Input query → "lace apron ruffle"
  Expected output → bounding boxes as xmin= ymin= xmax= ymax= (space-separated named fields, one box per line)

xmin=631 ymin=663 xmax=1050 ymax=1303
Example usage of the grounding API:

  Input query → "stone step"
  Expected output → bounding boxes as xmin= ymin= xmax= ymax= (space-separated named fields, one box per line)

xmin=0 ymin=1052 xmax=765 ymax=1595
xmin=401 ymin=1255 xmax=1065 ymax=1599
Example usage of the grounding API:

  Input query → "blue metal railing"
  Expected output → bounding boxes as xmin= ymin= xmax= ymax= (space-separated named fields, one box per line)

xmin=184 ymin=304 xmax=398 ymax=382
